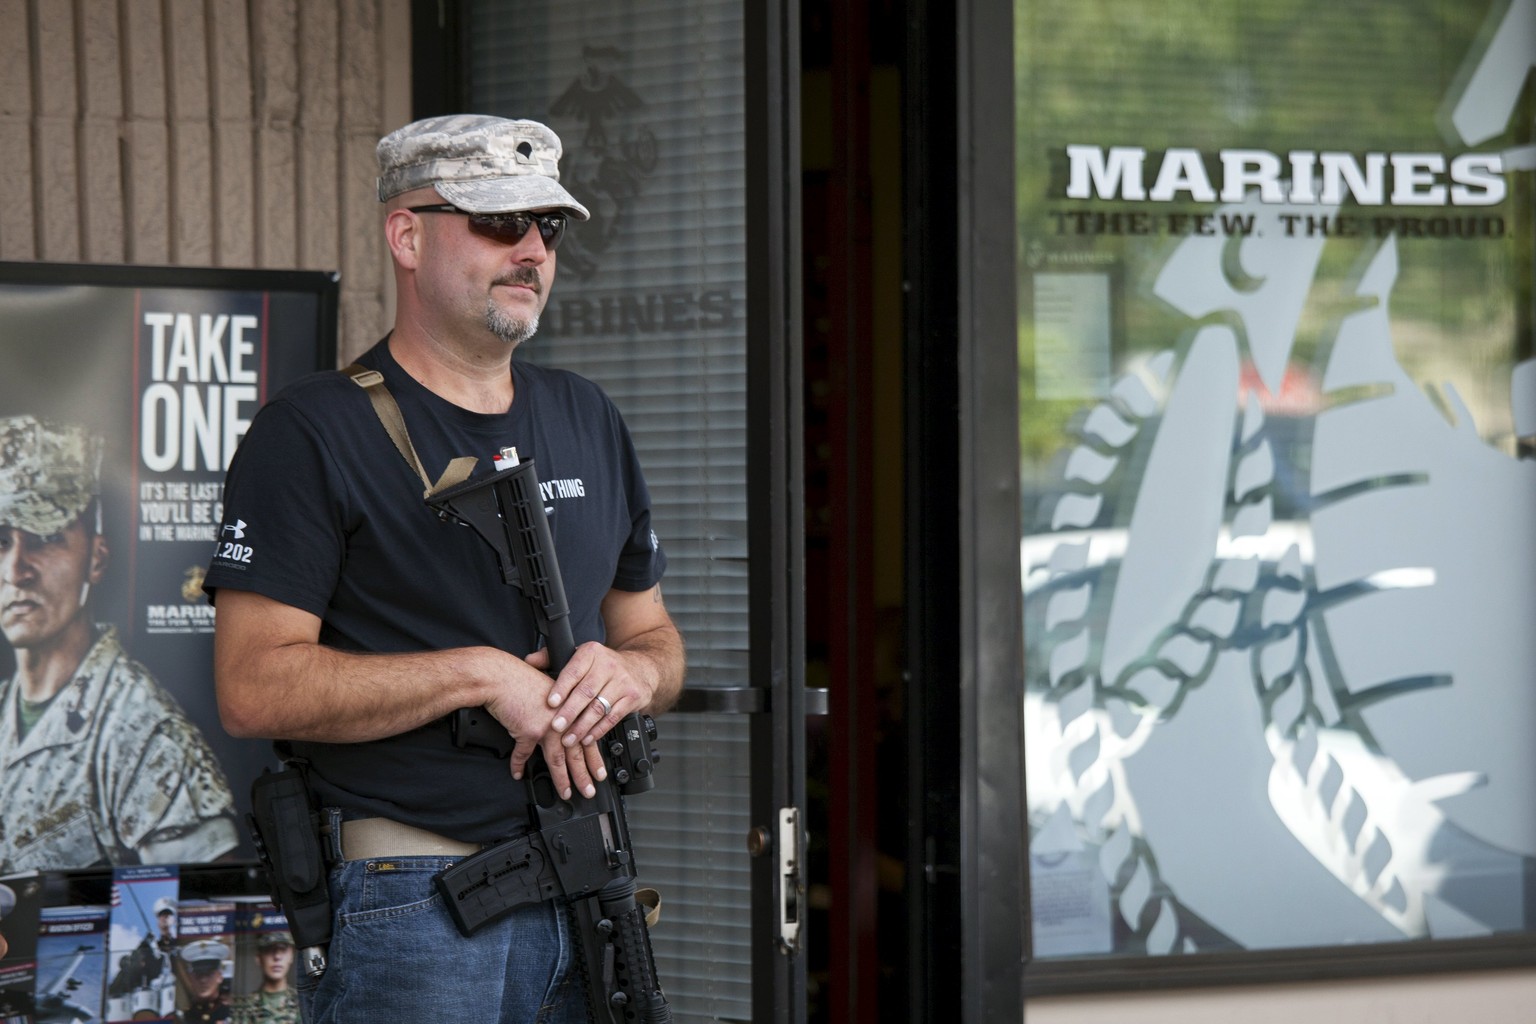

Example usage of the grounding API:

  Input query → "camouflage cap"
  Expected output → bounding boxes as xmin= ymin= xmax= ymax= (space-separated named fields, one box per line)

xmin=256 ymin=930 xmax=294 ymax=951
xmin=0 ymin=415 xmax=101 ymax=536
xmin=377 ymin=114 xmax=591 ymax=220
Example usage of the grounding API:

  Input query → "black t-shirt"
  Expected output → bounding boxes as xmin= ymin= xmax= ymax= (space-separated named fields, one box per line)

xmin=204 ymin=338 xmax=666 ymax=842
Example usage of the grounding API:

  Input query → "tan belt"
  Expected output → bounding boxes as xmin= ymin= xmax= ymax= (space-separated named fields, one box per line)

xmin=339 ymin=817 xmax=482 ymax=860
xmin=337 ymin=818 xmax=664 ymax=927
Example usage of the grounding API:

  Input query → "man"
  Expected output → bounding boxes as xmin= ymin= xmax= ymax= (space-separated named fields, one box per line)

xmin=0 ymin=415 xmax=238 ymax=870
xmin=206 ymin=114 xmax=685 ymax=1023
xmin=231 ymin=930 xmax=297 ymax=1024
xmin=154 ymin=897 xmax=178 ymax=951
xmin=176 ymin=939 xmax=231 ymax=1024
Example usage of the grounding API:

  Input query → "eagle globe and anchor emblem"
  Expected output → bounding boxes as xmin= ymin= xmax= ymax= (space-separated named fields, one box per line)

xmin=1023 ymin=0 xmax=1536 ymax=956
xmin=548 ymin=44 xmax=659 ymax=282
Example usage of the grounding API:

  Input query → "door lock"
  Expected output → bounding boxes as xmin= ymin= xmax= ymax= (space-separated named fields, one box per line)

xmin=777 ymin=806 xmax=803 ymax=954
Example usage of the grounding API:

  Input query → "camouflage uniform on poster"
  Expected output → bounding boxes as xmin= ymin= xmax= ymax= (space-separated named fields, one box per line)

xmin=232 ymin=986 xmax=301 ymax=1024
xmin=231 ymin=929 xmax=299 ymax=1024
xmin=0 ymin=414 xmax=238 ymax=871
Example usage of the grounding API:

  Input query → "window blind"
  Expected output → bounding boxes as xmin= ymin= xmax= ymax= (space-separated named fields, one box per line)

xmin=470 ymin=3 xmax=753 ymax=1019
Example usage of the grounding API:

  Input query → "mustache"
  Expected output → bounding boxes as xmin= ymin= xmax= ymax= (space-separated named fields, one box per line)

xmin=493 ymin=267 xmax=542 ymax=292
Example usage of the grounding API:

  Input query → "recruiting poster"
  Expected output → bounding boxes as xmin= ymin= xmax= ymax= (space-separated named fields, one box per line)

xmin=0 ymin=872 xmax=44 ymax=1019
xmin=171 ymin=899 xmax=236 ymax=1022
xmin=0 ymin=262 xmax=337 ymax=872
xmin=104 ymin=864 xmax=179 ymax=1023
xmin=35 ymin=902 xmax=110 ymax=1023
xmin=229 ymin=899 xmax=299 ymax=1022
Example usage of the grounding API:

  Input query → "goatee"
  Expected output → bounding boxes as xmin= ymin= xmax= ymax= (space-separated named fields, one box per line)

xmin=485 ymin=268 xmax=542 ymax=347
xmin=486 ymin=303 xmax=539 ymax=347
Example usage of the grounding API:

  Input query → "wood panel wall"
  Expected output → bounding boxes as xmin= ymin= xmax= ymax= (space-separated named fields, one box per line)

xmin=0 ymin=0 xmax=410 ymax=363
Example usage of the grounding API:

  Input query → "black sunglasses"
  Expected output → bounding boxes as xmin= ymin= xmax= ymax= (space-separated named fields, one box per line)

xmin=407 ymin=204 xmax=568 ymax=250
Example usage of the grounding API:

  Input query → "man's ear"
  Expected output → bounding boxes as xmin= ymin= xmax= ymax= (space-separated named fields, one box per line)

xmin=385 ymin=208 xmax=423 ymax=270
xmin=88 ymin=533 xmax=110 ymax=584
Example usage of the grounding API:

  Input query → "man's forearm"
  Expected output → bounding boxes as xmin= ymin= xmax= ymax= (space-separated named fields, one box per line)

xmin=217 ymin=636 xmax=520 ymax=743
xmin=616 ymin=624 xmax=686 ymax=714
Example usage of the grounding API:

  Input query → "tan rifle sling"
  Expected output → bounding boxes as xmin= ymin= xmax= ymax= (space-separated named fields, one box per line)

xmin=343 ymin=363 xmax=478 ymax=498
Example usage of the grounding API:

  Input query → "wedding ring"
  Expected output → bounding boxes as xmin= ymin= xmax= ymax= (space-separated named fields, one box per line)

xmin=595 ymin=695 xmax=612 ymax=716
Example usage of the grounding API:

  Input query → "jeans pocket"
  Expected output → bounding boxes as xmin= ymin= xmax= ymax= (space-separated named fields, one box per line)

xmin=312 ymin=859 xmax=579 ymax=1024
xmin=339 ymin=857 xmax=455 ymax=926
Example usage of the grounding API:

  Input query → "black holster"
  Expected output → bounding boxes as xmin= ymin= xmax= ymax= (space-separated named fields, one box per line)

xmin=247 ymin=763 xmax=333 ymax=974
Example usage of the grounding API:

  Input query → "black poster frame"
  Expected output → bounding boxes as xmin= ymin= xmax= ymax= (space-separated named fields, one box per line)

xmin=0 ymin=260 xmax=338 ymax=875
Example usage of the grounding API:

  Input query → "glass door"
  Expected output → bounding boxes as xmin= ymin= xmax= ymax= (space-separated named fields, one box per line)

xmin=461 ymin=1 xmax=808 ymax=1020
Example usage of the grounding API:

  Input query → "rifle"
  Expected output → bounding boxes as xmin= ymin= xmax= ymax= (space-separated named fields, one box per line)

xmin=427 ymin=449 xmax=671 ymax=1024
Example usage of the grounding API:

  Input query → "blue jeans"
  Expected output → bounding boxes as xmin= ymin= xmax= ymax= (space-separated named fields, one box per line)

xmin=297 ymin=855 xmax=591 ymax=1023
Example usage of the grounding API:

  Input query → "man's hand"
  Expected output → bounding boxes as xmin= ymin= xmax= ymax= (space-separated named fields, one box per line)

xmin=540 ymin=584 xmax=685 ymax=752
xmin=485 ymin=654 xmax=608 ymax=800
xmin=535 ymin=642 xmax=652 ymax=748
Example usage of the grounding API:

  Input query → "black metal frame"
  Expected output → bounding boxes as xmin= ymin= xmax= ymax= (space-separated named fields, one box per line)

xmin=1025 ymin=935 xmax=1536 ymax=998
xmin=959 ymin=0 xmax=1536 ymax=1006
xmin=410 ymin=0 xmax=469 ymax=116
xmin=0 ymin=260 xmax=341 ymax=317
xmin=909 ymin=0 xmax=1029 ymax=1018
xmin=746 ymin=1 xmax=809 ymax=1022
xmin=955 ymin=0 xmax=1028 ymax=1020
xmin=902 ymin=0 xmax=964 ymax=1019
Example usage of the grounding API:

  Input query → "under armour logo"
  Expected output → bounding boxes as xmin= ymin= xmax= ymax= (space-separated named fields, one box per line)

xmin=222 ymin=519 xmax=247 ymax=540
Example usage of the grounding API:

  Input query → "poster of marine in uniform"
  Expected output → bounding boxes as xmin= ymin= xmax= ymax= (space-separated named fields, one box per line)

xmin=0 ymin=263 xmax=337 ymax=872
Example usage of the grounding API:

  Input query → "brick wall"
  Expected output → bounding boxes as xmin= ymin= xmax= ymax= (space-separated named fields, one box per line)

xmin=0 ymin=0 xmax=410 ymax=362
